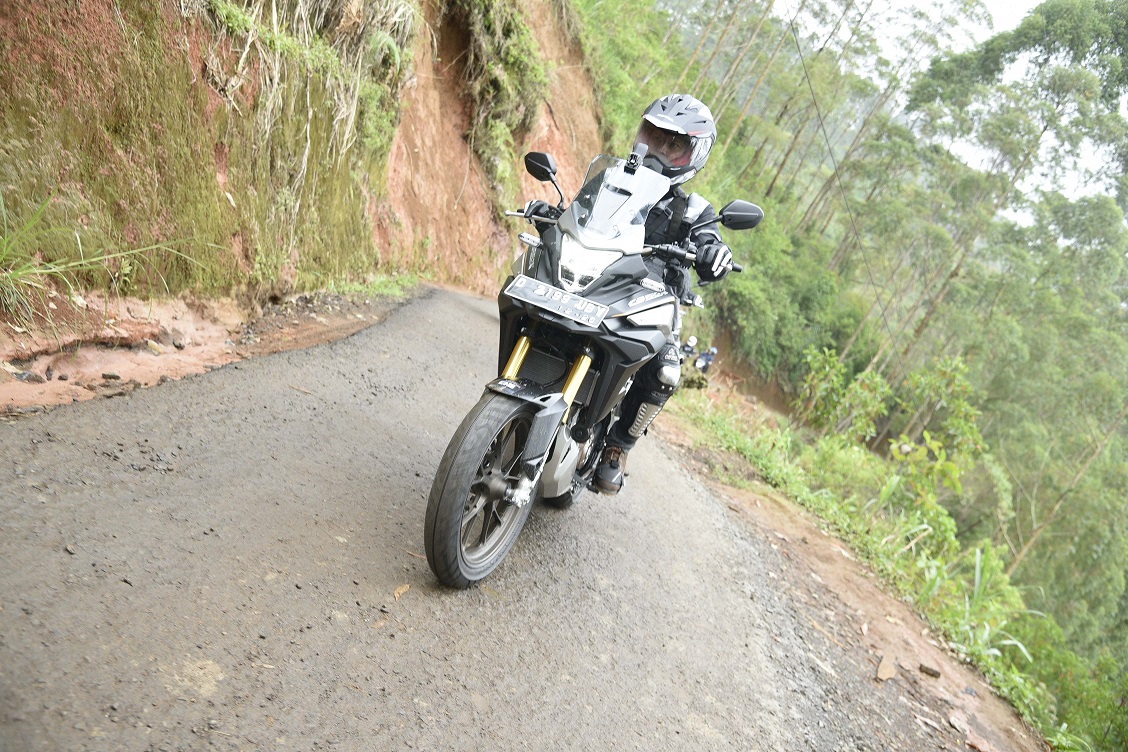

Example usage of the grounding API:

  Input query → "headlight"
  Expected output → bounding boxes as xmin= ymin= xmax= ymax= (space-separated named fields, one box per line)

xmin=558 ymin=235 xmax=623 ymax=292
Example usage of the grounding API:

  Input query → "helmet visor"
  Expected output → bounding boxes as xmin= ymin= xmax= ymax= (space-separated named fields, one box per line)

xmin=636 ymin=120 xmax=693 ymax=168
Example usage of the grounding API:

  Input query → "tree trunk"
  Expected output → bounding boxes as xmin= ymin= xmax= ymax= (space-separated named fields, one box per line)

xmin=738 ymin=135 xmax=772 ymax=184
xmin=801 ymin=78 xmax=900 ymax=241
xmin=748 ymin=93 xmax=803 ymax=185
xmin=721 ymin=23 xmax=793 ymax=153
xmin=837 ymin=239 xmax=916 ymax=363
xmin=714 ymin=0 xmax=775 ymax=120
xmin=1005 ymin=402 xmax=1128 ymax=577
xmin=674 ymin=0 xmax=727 ymax=92
xmin=826 ymin=171 xmax=887 ymax=271
xmin=765 ymin=116 xmax=812 ymax=197
xmin=902 ymin=127 xmax=1046 ymax=353
xmin=692 ymin=1 xmax=745 ymax=92
xmin=786 ymin=116 xmax=834 ymax=198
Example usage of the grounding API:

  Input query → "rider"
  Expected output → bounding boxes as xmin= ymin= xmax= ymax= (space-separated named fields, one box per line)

xmin=592 ymin=94 xmax=734 ymax=494
xmin=697 ymin=346 xmax=718 ymax=374
xmin=681 ymin=335 xmax=699 ymax=358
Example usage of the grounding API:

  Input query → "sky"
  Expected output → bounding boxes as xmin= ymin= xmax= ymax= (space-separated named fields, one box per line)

xmin=971 ymin=0 xmax=1109 ymax=201
xmin=977 ymin=0 xmax=1043 ymax=38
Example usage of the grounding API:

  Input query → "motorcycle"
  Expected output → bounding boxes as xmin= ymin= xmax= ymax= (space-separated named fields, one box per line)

xmin=694 ymin=348 xmax=717 ymax=374
xmin=424 ymin=147 xmax=763 ymax=588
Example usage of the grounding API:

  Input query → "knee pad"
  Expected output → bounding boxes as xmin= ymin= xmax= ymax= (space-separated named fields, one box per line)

xmin=657 ymin=362 xmax=681 ymax=388
xmin=611 ymin=342 xmax=683 ymax=445
xmin=650 ymin=342 xmax=682 ymax=394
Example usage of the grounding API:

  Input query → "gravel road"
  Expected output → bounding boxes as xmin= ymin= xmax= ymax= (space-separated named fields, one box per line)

xmin=1 ymin=286 xmax=988 ymax=751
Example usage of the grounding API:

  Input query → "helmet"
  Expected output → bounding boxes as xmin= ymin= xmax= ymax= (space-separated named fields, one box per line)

xmin=635 ymin=94 xmax=717 ymax=185
xmin=709 ymin=347 xmax=718 ymax=355
xmin=687 ymin=336 xmax=698 ymax=348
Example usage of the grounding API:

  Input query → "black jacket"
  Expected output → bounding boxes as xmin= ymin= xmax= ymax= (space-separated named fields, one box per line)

xmin=643 ymin=187 xmax=730 ymax=300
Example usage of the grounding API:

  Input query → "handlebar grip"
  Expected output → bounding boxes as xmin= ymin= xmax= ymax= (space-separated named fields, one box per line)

xmin=731 ymin=262 xmax=743 ymax=273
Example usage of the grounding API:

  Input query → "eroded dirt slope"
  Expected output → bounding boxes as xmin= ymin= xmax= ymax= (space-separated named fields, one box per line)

xmin=2 ymin=0 xmax=601 ymax=415
xmin=371 ymin=0 xmax=602 ymax=294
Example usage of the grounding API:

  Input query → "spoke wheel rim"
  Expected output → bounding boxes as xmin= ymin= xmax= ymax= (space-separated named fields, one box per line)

xmin=460 ymin=411 xmax=531 ymax=568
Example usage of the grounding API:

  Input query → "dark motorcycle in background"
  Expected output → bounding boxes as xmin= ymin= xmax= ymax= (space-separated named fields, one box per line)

xmin=424 ymin=148 xmax=763 ymax=588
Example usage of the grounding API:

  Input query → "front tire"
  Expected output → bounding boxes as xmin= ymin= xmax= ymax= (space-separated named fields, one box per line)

xmin=425 ymin=393 xmax=538 ymax=588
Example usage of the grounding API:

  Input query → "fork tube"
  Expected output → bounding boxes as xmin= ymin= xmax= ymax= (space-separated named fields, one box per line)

xmin=561 ymin=354 xmax=592 ymax=405
xmin=501 ymin=336 xmax=532 ymax=380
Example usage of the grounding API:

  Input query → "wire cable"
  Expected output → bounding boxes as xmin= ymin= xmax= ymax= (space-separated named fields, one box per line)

xmin=784 ymin=5 xmax=903 ymax=367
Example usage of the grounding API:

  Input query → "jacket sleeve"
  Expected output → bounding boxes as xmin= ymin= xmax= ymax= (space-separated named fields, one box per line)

xmin=685 ymin=195 xmax=732 ymax=282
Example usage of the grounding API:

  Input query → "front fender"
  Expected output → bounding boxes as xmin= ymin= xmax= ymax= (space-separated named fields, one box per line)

xmin=485 ymin=378 xmax=568 ymax=478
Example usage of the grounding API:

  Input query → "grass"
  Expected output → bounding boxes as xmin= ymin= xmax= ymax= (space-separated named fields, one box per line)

xmin=439 ymin=0 xmax=548 ymax=209
xmin=0 ymin=192 xmax=193 ymax=328
xmin=0 ymin=1 xmax=422 ymax=312
xmin=326 ymin=273 xmax=421 ymax=299
xmin=662 ymin=386 xmax=1069 ymax=743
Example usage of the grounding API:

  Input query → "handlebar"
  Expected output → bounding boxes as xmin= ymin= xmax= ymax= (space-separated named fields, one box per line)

xmin=502 ymin=223 xmax=746 ymax=272
xmin=645 ymin=244 xmax=743 ymax=274
xmin=506 ymin=208 xmax=559 ymax=224
xmin=646 ymin=243 xmax=693 ymax=263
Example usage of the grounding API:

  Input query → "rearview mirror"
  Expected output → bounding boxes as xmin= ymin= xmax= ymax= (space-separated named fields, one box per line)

xmin=719 ymin=200 xmax=764 ymax=230
xmin=524 ymin=152 xmax=558 ymax=182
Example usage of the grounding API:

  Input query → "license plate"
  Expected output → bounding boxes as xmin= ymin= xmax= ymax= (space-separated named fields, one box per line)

xmin=505 ymin=275 xmax=609 ymax=328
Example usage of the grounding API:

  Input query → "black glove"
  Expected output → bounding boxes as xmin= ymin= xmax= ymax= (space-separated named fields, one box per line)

xmin=523 ymin=199 xmax=561 ymax=233
xmin=523 ymin=199 xmax=559 ymax=220
xmin=695 ymin=242 xmax=733 ymax=282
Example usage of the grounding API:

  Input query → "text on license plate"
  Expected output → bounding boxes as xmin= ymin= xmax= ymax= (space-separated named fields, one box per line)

xmin=506 ymin=275 xmax=608 ymax=327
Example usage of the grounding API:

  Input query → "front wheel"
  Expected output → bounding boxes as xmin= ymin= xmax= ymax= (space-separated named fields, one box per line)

xmin=425 ymin=393 xmax=538 ymax=588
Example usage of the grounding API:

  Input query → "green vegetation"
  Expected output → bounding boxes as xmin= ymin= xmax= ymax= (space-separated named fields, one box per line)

xmin=0 ymin=0 xmax=418 ymax=310
xmin=208 ymin=0 xmax=346 ymax=75
xmin=559 ymin=0 xmax=691 ymax=154
xmin=0 ymin=191 xmax=194 ymax=326
xmin=0 ymin=0 xmax=549 ymax=310
xmin=572 ymin=0 xmax=1128 ymax=747
xmin=669 ymin=387 xmax=1122 ymax=750
xmin=326 ymin=272 xmax=420 ymax=298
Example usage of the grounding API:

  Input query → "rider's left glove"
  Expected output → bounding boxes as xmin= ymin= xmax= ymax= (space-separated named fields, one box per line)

xmin=695 ymin=243 xmax=733 ymax=282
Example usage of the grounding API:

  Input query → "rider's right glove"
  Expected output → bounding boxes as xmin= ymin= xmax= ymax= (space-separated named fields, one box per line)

xmin=523 ymin=199 xmax=554 ymax=219
xmin=523 ymin=199 xmax=562 ymax=233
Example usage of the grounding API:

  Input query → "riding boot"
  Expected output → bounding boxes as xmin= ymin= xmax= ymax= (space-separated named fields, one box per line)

xmin=593 ymin=341 xmax=681 ymax=495
xmin=593 ymin=445 xmax=628 ymax=494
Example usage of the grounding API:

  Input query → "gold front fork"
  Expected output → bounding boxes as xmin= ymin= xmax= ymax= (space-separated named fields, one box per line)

xmin=561 ymin=354 xmax=592 ymax=405
xmin=560 ymin=353 xmax=592 ymax=423
xmin=502 ymin=336 xmax=591 ymax=420
xmin=501 ymin=336 xmax=532 ymax=380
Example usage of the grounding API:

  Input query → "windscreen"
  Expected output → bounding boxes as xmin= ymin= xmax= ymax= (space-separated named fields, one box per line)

xmin=558 ymin=155 xmax=669 ymax=253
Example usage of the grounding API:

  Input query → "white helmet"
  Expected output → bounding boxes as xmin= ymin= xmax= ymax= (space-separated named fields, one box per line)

xmin=635 ymin=94 xmax=717 ymax=185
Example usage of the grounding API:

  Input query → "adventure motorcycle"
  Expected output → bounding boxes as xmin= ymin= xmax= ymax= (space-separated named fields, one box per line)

xmin=424 ymin=148 xmax=764 ymax=588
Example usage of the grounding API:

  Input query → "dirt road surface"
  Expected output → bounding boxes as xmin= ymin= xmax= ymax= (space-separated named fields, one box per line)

xmin=0 ymin=287 xmax=1043 ymax=751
